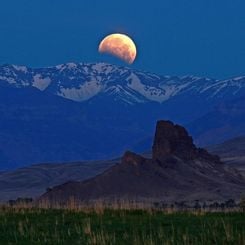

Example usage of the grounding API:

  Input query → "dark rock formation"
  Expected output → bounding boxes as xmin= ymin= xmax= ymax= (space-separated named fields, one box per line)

xmin=152 ymin=120 xmax=221 ymax=163
xmin=152 ymin=121 xmax=197 ymax=160
xmin=38 ymin=120 xmax=245 ymax=206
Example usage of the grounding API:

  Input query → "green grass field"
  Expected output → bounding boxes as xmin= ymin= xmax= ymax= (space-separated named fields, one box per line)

xmin=0 ymin=208 xmax=244 ymax=244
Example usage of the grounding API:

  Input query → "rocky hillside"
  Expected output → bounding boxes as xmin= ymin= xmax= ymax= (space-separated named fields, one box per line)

xmin=0 ymin=160 xmax=116 ymax=202
xmin=207 ymin=136 xmax=245 ymax=177
xmin=39 ymin=121 xmax=245 ymax=206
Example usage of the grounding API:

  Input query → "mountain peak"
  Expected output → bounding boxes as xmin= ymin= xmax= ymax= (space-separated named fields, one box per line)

xmin=152 ymin=120 xmax=197 ymax=160
xmin=122 ymin=151 xmax=147 ymax=166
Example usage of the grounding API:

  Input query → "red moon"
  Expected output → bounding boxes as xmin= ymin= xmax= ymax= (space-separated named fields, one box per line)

xmin=99 ymin=33 xmax=137 ymax=64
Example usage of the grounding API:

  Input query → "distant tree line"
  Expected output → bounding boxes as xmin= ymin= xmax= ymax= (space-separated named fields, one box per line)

xmin=8 ymin=198 xmax=33 ymax=206
xmin=5 ymin=196 xmax=245 ymax=211
xmin=153 ymin=198 xmax=244 ymax=211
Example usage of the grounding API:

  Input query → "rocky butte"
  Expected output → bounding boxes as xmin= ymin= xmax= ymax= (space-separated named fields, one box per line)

xmin=39 ymin=120 xmax=245 ymax=206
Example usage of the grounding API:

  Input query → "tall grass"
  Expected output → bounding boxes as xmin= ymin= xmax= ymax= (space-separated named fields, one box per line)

xmin=0 ymin=206 xmax=244 ymax=244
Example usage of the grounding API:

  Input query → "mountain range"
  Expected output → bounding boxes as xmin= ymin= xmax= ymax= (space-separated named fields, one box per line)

xmin=2 ymin=62 xmax=245 ymax=106
xmin=0 ymin=62 xmax=245 ymax=169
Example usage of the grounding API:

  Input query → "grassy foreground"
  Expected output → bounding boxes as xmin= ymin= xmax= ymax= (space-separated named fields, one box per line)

xmin=0 ymin=208 xmax=244 ymax=244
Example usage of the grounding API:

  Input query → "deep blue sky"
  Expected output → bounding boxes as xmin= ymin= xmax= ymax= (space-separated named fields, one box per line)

xmin=0 ymin=0 xmax=244 ymax=79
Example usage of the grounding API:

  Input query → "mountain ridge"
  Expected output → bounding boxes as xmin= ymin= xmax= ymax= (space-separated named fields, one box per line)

xmin=1 ymin=62 xmax=245 ymax=105
xmin=189 ymin=96 xmax=245 ymax=145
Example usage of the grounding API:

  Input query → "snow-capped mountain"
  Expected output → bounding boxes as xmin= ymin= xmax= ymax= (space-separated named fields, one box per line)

xmin=1 ymin=62 xmax=245 ymax=105
xmin=0 ymin=62 xmax=245 ymax=170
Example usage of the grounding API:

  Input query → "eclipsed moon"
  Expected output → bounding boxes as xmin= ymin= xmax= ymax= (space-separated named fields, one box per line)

xmin=99 ymin=33 xmax=137 ymax=64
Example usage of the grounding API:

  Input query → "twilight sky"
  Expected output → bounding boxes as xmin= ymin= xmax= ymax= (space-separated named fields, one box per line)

xmin=0 ymin=0 xmax=244 ymax=79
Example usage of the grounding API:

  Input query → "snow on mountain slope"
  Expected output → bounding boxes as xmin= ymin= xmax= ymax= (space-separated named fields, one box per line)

xmin=0 ymin=63 xmax=245 ymax=104
xmin=33 ymin=74 xmax=52 ymax=91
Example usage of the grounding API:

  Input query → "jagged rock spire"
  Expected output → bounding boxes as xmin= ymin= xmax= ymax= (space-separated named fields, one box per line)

xmin=152 ymin=120 xmax=197 ymax=160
